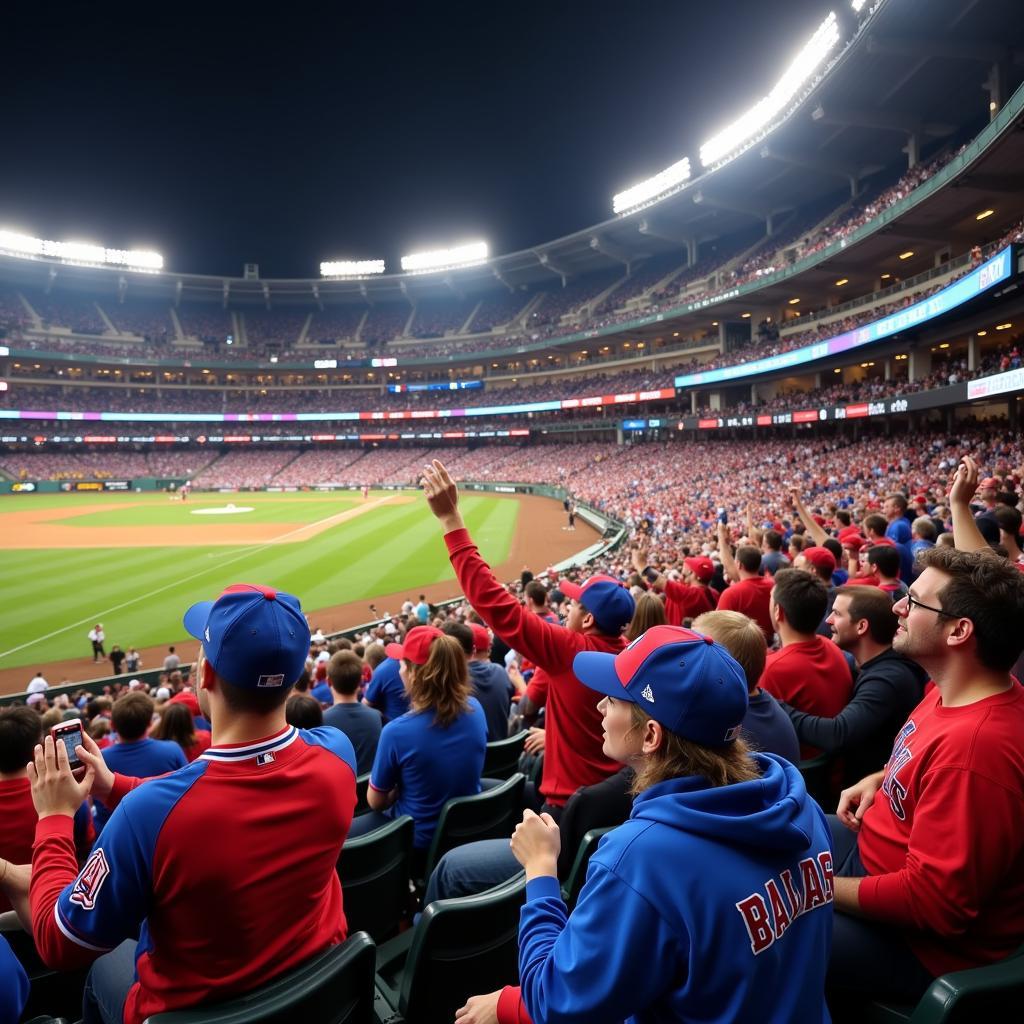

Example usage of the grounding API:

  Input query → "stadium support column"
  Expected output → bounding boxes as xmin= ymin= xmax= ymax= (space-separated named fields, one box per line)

xmin=908 ymin=347 xmax=931 ymax=382
xmin=616 ymin=425 xmax=624 ymax=446
xmin=986 ymin=61 xmax=1008 ymax=119
xmin=884 ymin=359 xmax=892 ymax=381
xmin=691 ymin=391 xmax=698 ymax=415
xmin=1009 ymin=396 xmax=1020 ymax=433
xmin=903 ymin=133 xmax=920 ymax=170
xmin=967 ymin=335 xmax=979 ymax=372
xmin=718 ymin=322 xmax=727 ymax=353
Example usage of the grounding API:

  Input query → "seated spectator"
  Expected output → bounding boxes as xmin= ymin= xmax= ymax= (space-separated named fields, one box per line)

xmin=363 ymin=648 xmax=409 ymax=723
xmin=759 ymin=569 xmax=854 ymax=758
xmin=460 ymin=626 xmax=832 ymax=1023
xmin=464 ymin=623 xmax=514 ymax=742
xmin=0 ymin=707 xmax=93 ymax=914
xmin=625 ymin=591 xmax=667 ymax=640
xmin=150 ymin=702 xmax=211 ymax=762
xmin=883 ymin=493 xmax=913 ymax=545
xmin=693 ymin=609 xmax=800 ymax=764
xmin=9 ymin=582 xmax=358 ymax=1024
xmin=829 ymin=548 xmax=1024 ymax=1004
xmin=780 ymin=586 xmax=927 ymax=785
xmin=285 ymin=692 xmax=324 ymax=729
xmin=865 ymin=513 xmax=913 ymax=582
xmin=93 ymin=692 xmax=188 ymax=832
xmin=322 ymin=650 xmax=382 ymax=775
xmin=865 ymin=545 xmax=909 ymax=602
xmin=349 ymin=627 xmax=487 ymax=871
xmin=761 ymin=528 xmax=790 ymax=575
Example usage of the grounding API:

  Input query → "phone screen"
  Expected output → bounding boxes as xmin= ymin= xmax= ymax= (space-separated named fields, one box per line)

xmin=54 ymin=725 xmax=83 ymax=766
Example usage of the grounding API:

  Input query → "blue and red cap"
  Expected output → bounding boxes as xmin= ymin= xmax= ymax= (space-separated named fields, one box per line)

xmin=573 ymin=624 xmax=748 ymax=746
xmin=183 ymin=583 xmax=310 ymax=690
xmin=559 ymin=574 xmax=635 ymax=636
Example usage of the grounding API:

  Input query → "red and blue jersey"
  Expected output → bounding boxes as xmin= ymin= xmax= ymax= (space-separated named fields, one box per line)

xmin=30 ymin=725 xmax=357 ymax=1024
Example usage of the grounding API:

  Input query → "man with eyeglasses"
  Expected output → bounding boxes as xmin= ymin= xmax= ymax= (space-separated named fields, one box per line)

xmin=825 ymin=545 xmax=1024 ymax=1006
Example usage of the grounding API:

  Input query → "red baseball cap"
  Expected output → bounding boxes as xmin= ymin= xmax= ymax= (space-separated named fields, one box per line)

xmin=470 ymin=623 xmax=491 ymax=654
xmin=980 ymin=477 xmax=999 ymax=490
xmin=801 ymin=546 xmax=837 ymax=575
xmin=841 ymin=534 xmax=865 ymax=552
xmin=684 ymin=556 xmax=715 ymax=583
xmin=385 ymin=625 xmax=444 ymax=665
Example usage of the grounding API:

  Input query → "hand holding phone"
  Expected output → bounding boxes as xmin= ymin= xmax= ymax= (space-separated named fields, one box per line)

xmin=50 ymin=721 xmax=84 ymax=772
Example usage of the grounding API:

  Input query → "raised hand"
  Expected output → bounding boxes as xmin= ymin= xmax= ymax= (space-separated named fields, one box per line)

xmin=421 ymin=460 xmax=464 ymax=532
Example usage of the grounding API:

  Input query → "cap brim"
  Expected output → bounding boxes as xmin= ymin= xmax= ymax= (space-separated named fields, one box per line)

xmin=559 ymin=580 xmax=584 ymax=601
xmin=183 ymin=600 xmax=214 ymax=642
xmin=384 ymin=642 xmax=405 ymax=661
xmin=572 ymin=650 xmax=634 ymax=703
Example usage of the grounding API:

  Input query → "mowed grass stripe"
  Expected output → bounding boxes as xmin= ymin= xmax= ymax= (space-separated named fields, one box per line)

xmin=0 ymin=494 xmax=520 ymax=669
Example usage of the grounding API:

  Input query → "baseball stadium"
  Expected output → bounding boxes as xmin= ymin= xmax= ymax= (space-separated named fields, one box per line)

xmin=2 ymin=0 xmax=1024 ymax=1020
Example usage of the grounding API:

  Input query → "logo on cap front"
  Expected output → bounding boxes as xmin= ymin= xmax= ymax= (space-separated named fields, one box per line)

xmin=205 ymin=626 xmax=210 ymax=642
xmin=257 ymin=673 xmax=285 ymax=688
xmin=642 ymin=684 xmax=655 ymax=703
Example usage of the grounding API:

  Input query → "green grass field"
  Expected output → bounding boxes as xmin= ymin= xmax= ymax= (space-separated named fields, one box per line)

xmin=0 ymin=490 xmax=518 ymax=671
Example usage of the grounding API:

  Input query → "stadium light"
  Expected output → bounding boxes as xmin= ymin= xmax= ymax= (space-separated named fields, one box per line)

xmin=319 ymin=259 xmax=386 ymax=278
xmin=699 ymin=12 xmax=841 ymax=169
xmin=976 ymin=209 xmax=994 ymax=221
xmin=400 ymin=241 xmax=488 ymax=274
xmin=851 ymin=0 xmax=869 ymax=11
xmin=0 ymin=230 xmax=163 ymax=271
xmin=612 ymin=157 xmax=691 ymax=215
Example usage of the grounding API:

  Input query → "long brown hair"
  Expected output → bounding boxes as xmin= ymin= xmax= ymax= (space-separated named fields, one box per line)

xmin=628 ymin=704 xmax=760 ymax=796
xmin=405 ymin=634 xmax=473 ymax=728
xmin=626 ymin=593 xmax=667 ymax=642
xmin=151 ymin=702 xmax=196 ymax=752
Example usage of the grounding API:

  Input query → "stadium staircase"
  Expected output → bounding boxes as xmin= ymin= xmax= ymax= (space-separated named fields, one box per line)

xmin=296 ymin=312 xmax=313 ymax=345
xmin=354 ymin=309 xmax=369 ymax=343
xmin=94 ymin=301 xmax=117 ymax=334
xmin=581 ymin=271 xmax=631 ymax=319
xmin=514 ymin=291 xmax=546 ymax=327
xmin=460 ymin=300 xmax=482 ymax=335
xmin=18 ymin=292 xmax=41 ymax=328
xmin=401 ymin=306 xmax=416 ymax=339
xmin=168 ymin=306 xmax=184 ymax=341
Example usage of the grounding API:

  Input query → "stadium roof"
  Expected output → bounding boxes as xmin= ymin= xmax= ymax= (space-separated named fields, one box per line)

xmin=0 ymin=0 xmax=1022 ymax=307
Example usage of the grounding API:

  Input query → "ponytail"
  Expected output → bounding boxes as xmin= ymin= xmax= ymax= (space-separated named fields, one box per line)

xmin=405 ymin=634 xmax=472 ymax=727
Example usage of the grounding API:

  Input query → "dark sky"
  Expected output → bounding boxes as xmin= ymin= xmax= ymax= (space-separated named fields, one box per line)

xmin=0 ymin=1 xmax=838 ymax=278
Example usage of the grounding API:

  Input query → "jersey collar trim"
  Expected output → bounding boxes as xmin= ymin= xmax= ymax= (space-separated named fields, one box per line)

xmin=199 ymin=726 xmax=298 ymax=762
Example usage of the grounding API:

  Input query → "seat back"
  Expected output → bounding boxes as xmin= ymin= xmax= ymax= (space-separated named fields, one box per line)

xmin=483 ymin=731 xmax=528 ymax=780
xmin=145 ymin=931 xmax=376 ymax=1024
xmin=399 ymin=874 xmax=527 ymax=1024
xmin=337 ymin=816 xmax=414 ymax=942
xmin=423 ymin=773 xmax=526 ymax=879
xmin=798 ymin=753 xmax=834 ymax=808
xmin=561 ymin=826 xmax=614 ymax=909
xmin=354 ymin=772 xmax=371 ymax=816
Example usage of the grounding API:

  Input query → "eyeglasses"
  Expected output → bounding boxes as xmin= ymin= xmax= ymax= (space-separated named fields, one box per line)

xmin=900 ymin=593 xmax=954 ymax=618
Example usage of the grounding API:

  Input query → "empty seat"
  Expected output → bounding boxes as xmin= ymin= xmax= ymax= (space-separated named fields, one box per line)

xmin=483 ymin=731 xmax=528 ymax=780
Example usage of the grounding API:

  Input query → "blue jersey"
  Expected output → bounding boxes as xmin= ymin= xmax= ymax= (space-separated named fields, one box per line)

xmin=511 ymin=755 xmax=833 ymax=1023
xmin=369 ymin=698 xmax=487 ymax=847
xmin=364 ymin=657 xmax=409 ymax=723
xmin=31 ymin=726 xmax=357 ymax=1024
xmin=94 ymin=737 xmax=188 ymax=833
xmin=0 ymin=934 xmax=29 ymax=1024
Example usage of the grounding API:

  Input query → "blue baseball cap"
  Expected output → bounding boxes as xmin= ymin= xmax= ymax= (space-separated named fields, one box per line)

xmin=573 ymin=625 xmax=748 ymax=746
xmin=559 ymin=575 xmax=635 ymax=636
xmin=183 ymin=583 xmax=311 ymax=690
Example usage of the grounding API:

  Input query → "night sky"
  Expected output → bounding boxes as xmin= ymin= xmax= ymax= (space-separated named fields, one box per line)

xmin=1 ymin=1 xmax=837 ymax=278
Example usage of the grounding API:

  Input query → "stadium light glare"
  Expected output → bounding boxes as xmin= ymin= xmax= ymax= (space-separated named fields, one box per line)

xmin=699 ymin=12 xmax=841 ymax=169
xmin=898 ymin=250 xmax=914 ymax=260
xmin=612 ymin=156 xmax=692 ymax=215
xmin=0 ymin=230 xmax=163 ymax=271
xmin=851 ymin=0 xmax=867 ymax=11
xmin=319 ymin=259 xmax=386 ymax=278
xmin=976 ymin=209 xmax=994 ymax=221
xmin=400 ymin=241 xmax=488 ymax=274
xmin=788 ymin=297 xmax=800 ymax=305
xmin=835 ymin=278 xmax=849 ymax=286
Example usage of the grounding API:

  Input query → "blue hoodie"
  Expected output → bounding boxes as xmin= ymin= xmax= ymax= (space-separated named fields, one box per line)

xmin=516 ymin=754 xmax=832 ymax=1024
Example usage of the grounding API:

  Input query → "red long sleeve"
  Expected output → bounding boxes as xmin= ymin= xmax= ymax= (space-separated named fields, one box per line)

xmin=497 ymin=985 xmax=532 ymax=1024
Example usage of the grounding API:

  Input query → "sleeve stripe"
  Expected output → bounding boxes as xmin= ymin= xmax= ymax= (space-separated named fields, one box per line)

xmin=367 ymin=781 xmax=390 ymax=793
xmin=54 ymin=904 xmax=114 ymax=953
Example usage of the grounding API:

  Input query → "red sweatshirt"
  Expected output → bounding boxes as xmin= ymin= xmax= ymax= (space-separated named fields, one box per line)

xmin=661 ymin=579 xmax=715 ymax=626
xmin=857 ymin=685 xmax=1024 ymax=976
xmin=716 ymin=576 xmax=774 ymax=642
xmin=445 ymin=528 xmax=624 ymax=806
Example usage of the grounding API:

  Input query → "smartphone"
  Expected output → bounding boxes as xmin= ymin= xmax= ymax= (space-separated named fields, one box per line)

xmin=51 ymin=721 xmax=84 ymax=770
xmin=717 ymin=507 xmax=728 ymax=525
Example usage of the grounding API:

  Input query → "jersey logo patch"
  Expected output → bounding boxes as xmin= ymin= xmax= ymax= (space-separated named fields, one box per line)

xmin=641 ymin=684 xmax=655 ymax=703
xmin=256 ymin=751 xmax=275 ymax=766
xmin=257 ymin=673 xmax=285 ymax=688
xmin=70 ymin=848 xmax=110 ymax=911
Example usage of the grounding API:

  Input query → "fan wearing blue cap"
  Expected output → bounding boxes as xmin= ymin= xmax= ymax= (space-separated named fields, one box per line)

xmin=23 ymin=583 xmax=361 ymax=1024
xmin=461 ymin=625 xmax=833 ymax=1024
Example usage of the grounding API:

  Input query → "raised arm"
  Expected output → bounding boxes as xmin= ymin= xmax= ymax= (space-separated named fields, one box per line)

xmin=790 ymin=491 xmax=828 ymax=546
xmin=717 ymin=521 xmax=740 ymax=583
xmin=949 ymin=456 xmax=989 ymax=554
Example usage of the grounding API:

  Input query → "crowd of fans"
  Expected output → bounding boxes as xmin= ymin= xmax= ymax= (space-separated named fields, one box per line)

xmin=3 ymin=422 xmax=1023 ymax=1022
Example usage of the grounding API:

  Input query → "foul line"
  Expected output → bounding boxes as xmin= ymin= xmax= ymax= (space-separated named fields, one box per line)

xmin=0 ymin=498 xmax=394 ymax=662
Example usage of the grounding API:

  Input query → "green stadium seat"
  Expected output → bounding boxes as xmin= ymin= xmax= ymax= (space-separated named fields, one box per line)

xmin=483 ymin=731 xmax=528 ymax=780
xmin=560 ymin=826 xmax=615 ymax=909
xmin=421 ymin=773 xmax=526 ymax=882
xmin=857 ymin=944 xmax=1024 ymax=1023
xmin=373 ymin=873 xmax=526 ymax=1024
xmin=144 ymin=931 xmax=376 ymax=1024
xmin=337 ymin=816 xmax=414 ymax=942
xmin=354 ymin=772 xmax=371 ymax=816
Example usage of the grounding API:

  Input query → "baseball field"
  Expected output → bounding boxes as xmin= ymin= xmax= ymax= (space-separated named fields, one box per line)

xmin=0 ymin=489 xmax=596 ymax=693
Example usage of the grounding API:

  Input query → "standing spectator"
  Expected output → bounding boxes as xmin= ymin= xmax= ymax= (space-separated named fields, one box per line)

xmin=865 ymin=545 xmax=909 ymax=602
xmin=27 ymin=671 xmax=49 ymax=695
xmin=883 ymin=494 xmax=912 ymax=545
xmin=415 ymin=594 xmax=430 ymax=624
xmin=633 ymin=543 xmax=715 ymax=625
xmin=624 ymin=592 xmax=667 ymax=641
xmin=829 ymin=548 xmax=1024 ymax=1003
xmin=150 ymin=702 xmax=211 ymax=763
xmin=780 ymin=587 xmax=927 ymax=785
xmin=349 ymin=627 xmax=487 ymax=870
xmin=422 ymin=461 xmax=633 ymax=816
xmin=92 ymin=692 xmax=188 ymax=833
xmin=716 ymin=543 xmax=774 ymax=642
xmin=124 ymin=647 xmax=142 ymax=674
xmin=11 ymin=582 xmax=358 ymax=1024
xmin=759 ymin=569 xmax=853 ymax=758
xmin=109 ymin=645 xmax=126 ymax=675
xmin=760 ymin=529 xmax=790 ymax=575
xmin=89 ymin=623 xmax=106 ymax=662
xmin=163 ymin=646 xmax=181 ymax=673
xmin=323 ymin=650 xmax=382 ymax=775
